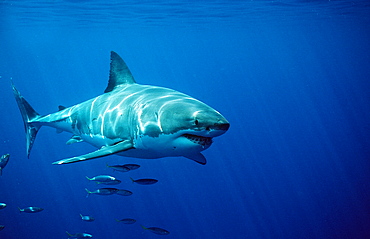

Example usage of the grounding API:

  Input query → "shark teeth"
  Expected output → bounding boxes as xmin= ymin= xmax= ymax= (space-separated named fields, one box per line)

xmin=183 ymin=134 xmax=212 ymax=146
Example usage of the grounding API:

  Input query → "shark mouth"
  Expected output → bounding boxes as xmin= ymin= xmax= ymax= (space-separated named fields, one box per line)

xmin=183 ymin=134 xmax=213 ymax=146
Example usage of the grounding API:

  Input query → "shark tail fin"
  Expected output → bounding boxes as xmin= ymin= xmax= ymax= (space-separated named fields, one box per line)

xmin=12 ymin=83 xmax=41 ymax=158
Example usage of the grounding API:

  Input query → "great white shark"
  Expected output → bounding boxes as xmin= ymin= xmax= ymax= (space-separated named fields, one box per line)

xmin=12 ymin=51 xmax=229 ymax=165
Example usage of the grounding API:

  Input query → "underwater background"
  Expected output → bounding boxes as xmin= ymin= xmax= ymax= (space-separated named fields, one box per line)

xmin=0 ymin=1 xmax=369 ymax=238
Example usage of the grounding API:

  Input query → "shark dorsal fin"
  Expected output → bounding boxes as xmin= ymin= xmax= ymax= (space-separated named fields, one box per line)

xmin=104 ymin=51 xmax=136 ymax=93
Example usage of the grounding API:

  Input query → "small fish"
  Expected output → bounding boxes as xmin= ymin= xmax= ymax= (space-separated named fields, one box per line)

xmin=0 ymin=154 xmax=10 ymax=176
xmin=86 ymin=175 xmax=118 ymax=183
xmin=96 ymin=179 xmax=121 ymax=185
xmin=80 ymin=214 xmax=95 ymax=222
xmin=85 ymin=188 xmax=119 ymax=197
xmin=66 ymin=231 xmax=92 ymax=238
xmin=18 ymin=206 xmax=44 ymax=213
xmin=106 ymin=163 xmax=130 ymax=172
xmin=0 ymin=203 xmax=6 ymax=209
xmin=115 ymin=218 xmax=136 ymax=224
xmin=130 ymin=177 xmax=158 ymax=185
xmin=116 ymin=189 xmax=133 ymax=196
xmin=123 ymin=164 xmax=140 ymax=170
xmin=0 ymin=225 xmax=4 ymax=231
xmin=141 ymin=225 xmax=170 ymax=235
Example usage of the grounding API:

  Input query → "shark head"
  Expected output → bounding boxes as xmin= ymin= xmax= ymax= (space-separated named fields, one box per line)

xmin=159 ymin=99 xmax=229 ymax=140
xmin=135 ymin=95 xmax=229 ymax=164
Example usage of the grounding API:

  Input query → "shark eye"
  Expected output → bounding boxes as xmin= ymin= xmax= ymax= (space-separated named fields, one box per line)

xmin=194 ymin=120 xmax=199 ymax=125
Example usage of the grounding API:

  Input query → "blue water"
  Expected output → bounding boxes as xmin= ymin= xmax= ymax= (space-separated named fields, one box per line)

xmin=1 ymin=1 xmax=370 ymax=238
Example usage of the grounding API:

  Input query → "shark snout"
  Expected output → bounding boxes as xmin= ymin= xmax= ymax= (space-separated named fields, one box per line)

xmin=215 ymin=122 xmax=230 ymax=131
xmin=203 ymin=118 xmax=229 ymax=137
xmin=195 ymin=110 xmax=230 ymax=136
xmin=212 ymin=117 xmax=230 ymax=132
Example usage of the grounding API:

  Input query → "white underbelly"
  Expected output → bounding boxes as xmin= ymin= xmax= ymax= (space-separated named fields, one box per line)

xmin=120 ymin=133 xmax=207 ymax=159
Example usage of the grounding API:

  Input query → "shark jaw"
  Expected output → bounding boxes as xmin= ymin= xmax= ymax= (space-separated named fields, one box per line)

xmin=183 ymin=134 xmax=213 ymax=147
xmin=181 ymin=123 xmax=230 ymax=147
xmin=182 ymin=120 xmax=230 ymax=147
xmin=130 ymin=126 xmax=229 ymax=163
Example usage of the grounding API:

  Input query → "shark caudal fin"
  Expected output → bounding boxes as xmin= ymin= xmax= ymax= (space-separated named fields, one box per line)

xmin=12 ymin=83 xmax=41 ymax=158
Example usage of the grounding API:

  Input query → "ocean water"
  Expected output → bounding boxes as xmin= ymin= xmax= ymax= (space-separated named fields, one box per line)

xmin=0 ymin=1 xmax=369 ymax=239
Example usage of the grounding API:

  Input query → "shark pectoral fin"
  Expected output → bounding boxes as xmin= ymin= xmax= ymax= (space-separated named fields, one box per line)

xmin=184 ymin=153 xmax=207 ymax=165
xmin=52 ymin=140 xmax=134 ymax=165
